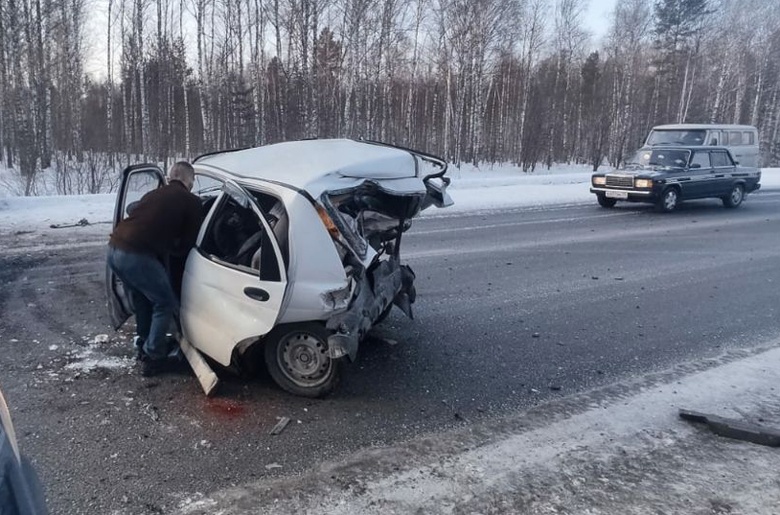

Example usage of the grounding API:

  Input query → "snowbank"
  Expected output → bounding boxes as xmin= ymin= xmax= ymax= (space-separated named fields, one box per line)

xmin=438 ymin=163 xmax=595 ymax=214
xmin=0 ymin=193 xmax=115 ymax=235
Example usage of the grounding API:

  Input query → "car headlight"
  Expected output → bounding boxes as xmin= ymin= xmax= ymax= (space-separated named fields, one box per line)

xmin=592 ymin=176 xmax=606 ymax=186
xmin=634 ymin=179 xmax=653 ymax=188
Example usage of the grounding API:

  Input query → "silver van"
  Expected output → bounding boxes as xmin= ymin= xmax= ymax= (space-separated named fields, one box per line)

xmin=643 ymin=124 xmax=760 ymax=168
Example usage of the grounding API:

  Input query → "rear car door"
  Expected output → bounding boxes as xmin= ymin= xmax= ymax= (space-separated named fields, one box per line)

xmin=180 ymin=181 xmax=288 ymax=367
xmin=105 ymin=165 xmax=166 ymax=330
xmin=711 ymin=150 xmax=736 ymax=196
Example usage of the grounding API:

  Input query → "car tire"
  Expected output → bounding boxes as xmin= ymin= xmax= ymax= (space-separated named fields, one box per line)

xmin=264 ymin=323 xmax=341 ymax=398
xmin=722 ymin=184 xmax=744 ymax=208
xmin=656 ymin=188 xmax=679 ymax=213
xmin=597 ymin=194 xmax=617 ymax=208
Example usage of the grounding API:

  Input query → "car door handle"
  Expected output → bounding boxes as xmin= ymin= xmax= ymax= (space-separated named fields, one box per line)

xmin=244 ymin=287 xmax=270 ymax=302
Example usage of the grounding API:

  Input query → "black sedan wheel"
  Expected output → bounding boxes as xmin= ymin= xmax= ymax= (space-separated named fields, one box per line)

xmin=656 ymin=188 xmax=679 ymax=213
xmin=722 ymin=184 xmax=744 ymax=208
xmin=597 ymin=194 xmax=617 ymax=208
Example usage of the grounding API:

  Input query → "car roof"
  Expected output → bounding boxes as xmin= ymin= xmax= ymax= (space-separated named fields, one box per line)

xmin=652 ymin=124 xmax=756 ymax=131
xmin=193 ymin=139 xmax=418 ymax=192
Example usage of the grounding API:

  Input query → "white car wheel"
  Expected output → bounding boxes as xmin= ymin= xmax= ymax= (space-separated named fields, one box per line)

xmin=264 ymin=323 xmax=341 ymax=398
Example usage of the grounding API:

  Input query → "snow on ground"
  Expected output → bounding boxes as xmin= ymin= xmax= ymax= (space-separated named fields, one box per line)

xmin=0 ymin=193 xmax=115 ymax=235
xmin=441 ymin=163 xmax=597 ymax=213
xmin=1 ymin=164 xmax=779 ymax=235
xmin=63 ymin=349 xmax=133 ymax=373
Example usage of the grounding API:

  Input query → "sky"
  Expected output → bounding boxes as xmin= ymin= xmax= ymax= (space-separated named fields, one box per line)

xmin=584 ymin=0 xmax=619 ymax=42
xmin=83 ymin=0 xmax=621 ymax=80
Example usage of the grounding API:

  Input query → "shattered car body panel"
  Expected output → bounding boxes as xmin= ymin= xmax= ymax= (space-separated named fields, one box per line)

xmin=108 ymin=139 xmax=451 ymax=396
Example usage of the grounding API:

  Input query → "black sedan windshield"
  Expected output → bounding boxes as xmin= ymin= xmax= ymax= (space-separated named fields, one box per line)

xmin=630 ymin=149 xmax=690 ymax=169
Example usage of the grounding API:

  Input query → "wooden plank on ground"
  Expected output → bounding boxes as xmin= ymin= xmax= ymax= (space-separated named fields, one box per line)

xmin=179 ymin=337 xmax=219 ymax=396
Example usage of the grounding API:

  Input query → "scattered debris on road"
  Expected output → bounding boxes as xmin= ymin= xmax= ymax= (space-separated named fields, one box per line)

xmin=179 ymin=337 xmax=219 ymax=396
xmin=679 ymin=409 xmax=780 ymax=447
xmin=49 ymin=218 xmax=112 ymax=229
xmin=143 ymin=403 xmax=160 ymax=422
xmin=270 ymin=417 xmax=291 ymax=436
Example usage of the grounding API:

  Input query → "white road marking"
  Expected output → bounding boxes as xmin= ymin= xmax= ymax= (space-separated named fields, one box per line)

xmin=410 ymin=211 xmax=639 ymax=236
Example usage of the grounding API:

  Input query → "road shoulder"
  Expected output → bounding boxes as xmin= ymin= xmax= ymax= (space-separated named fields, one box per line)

xmin=177 ymin=341 xmax=780 ymax=515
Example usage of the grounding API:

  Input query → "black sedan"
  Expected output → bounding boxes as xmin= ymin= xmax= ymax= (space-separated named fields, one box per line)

xmin=590 ymin=146 xmax=761 ymax=212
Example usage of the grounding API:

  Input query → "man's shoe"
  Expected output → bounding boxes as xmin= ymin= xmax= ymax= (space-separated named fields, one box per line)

xmin=141 ymin=358 xmax=170 ymax=377
xmin=133 ymin=336 xmax=147 ymax=361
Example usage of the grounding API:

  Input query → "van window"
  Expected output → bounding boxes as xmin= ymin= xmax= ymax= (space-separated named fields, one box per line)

xmin=711 ymin=151 xmax=733 ymax=167
xmin=728 ymin=131 xmax=743 ymax=145
xmin=647 ymin=129 xmax=706 ymax=146
xmin=707 ymin=132 xmax=720 ymax=145
xmin=744 ymin=131 xmax=755 ymax=145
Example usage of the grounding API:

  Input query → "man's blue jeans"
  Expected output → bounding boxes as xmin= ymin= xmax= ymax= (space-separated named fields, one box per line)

xmin=107 ymin=246 xmax=178 ymax=360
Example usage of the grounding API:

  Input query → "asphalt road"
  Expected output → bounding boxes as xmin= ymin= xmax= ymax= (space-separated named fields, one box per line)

xmin=2 ymin=190 xmax=780 ymax=514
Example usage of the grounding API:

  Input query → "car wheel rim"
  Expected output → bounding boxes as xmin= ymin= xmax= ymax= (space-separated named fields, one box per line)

xmin=665 ymin=191 xmax=677 ymax=210
xmin=278 ymin=333 xmax=332 ymax=388
xmin=731 ymin=187 xmax=742 ymax=204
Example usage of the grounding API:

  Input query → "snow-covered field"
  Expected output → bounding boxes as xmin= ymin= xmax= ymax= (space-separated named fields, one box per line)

xmin=1 ymin=164 xmax=779 ymax=235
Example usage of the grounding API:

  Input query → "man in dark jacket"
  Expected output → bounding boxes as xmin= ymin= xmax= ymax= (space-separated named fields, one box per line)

xmin=107 ymin=161 xmax=203 ymax=376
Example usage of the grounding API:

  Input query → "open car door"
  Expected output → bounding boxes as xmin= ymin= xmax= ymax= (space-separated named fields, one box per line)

xmin=105 ymin=164 xmax=166 ymax=330
xmin=180 ymin=180 xmax=288 ymax=367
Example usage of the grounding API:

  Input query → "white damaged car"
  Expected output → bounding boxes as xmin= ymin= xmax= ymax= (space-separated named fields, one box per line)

xmin=106 ymin=139 xmax=452 ymax=397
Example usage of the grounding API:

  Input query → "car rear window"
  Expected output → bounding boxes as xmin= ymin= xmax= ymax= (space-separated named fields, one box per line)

xmin=691 ymin=152 xmax=711 ymax=168
xmin=711 ymin=151 xmax=733 ymax=167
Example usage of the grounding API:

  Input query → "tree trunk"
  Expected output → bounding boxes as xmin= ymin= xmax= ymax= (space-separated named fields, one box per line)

xmin=710 ymin=59 xmax=727 ymax=123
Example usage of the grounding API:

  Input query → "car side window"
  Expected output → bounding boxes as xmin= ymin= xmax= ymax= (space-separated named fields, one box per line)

xmin=124 ymin=170 xmax=163 ymax=219
xmin=193 ymin=174 xmax=223 ymax=197
xmin=691 ymin=152 xmax=711 ymax=168
xmin=711 ymin=151 xmax=733 ymax=167
xmin=199 ymin=193 xmax=281 ymax=281
xmin=193 ymin=173 xmax=224 ymax=219
xmin=248 ymin=189 xmax=289 ymax=269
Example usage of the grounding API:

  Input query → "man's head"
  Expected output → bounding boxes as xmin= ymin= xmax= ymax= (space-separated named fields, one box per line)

xmin=169 ymin=161 xmax=195 ymax=191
